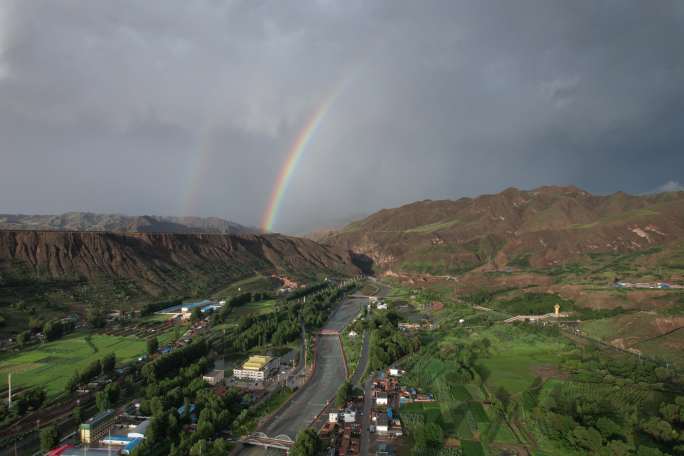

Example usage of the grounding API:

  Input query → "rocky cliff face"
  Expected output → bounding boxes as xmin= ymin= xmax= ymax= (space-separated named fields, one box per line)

xmin=322 ymin=186 xmax=684 ymax=273
xmin=0 ymin=230 xmax=366 ymax=295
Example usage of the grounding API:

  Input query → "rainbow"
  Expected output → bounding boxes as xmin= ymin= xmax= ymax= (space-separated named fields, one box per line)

xmin=261 ymin=84 xmax=346 ymax=232
xmin=181 ymin=126 xmax=213 ymax=217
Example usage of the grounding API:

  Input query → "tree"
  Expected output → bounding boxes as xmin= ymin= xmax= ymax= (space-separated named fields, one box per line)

xmin=43 ymin=321 xmax=58 ymax=341
xmin=189 ymin=439 xmax=208 ymax=456
xmin=28 ymin=317 xmax=43 ymax=331
xmin=147 ymin=337 xmax=159 ymax=355
xmin=40 ymin=425 xmax=59 ymax=452
xmin=604 ymin=440 xmax=635 ymax=456
xmin=495 ymin=386 xmax=512 ymax=412
xmin=86 ymin=305 xmax=106 ymax=328
xmin=101 ymin=353 xmax=116 ymax=376
xmin=96 ymin=390 xmax=111 ymax=412
xmin=210 ymin=439 xmax=230 ymax=455
xmin=641 ymin=417 xmax=677 ymax=442
xmin=191 ymin=307 xmax=202 ymax=322
xmin=414 ymin=422 xmax=444 ymax=449
xmin=571 ymin=426 xmax=603 ymax=452
xmin=73 ymin=406 xmax=82 ymax=424
xmin=596 ymin=417 xmax=622 ymax=440
xmin=336 ymin=381 xmax=353 ymax=408
xmin=16 ymin=331 xmax=30 ymax=347
xmin=290 ymin=428 xmax=323 ymax=456
xmin=637 ymin=446 xmax=667 ymax=456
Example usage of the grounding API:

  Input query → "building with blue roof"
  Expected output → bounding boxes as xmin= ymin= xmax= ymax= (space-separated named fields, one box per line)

xmin=122 ymin=438 xmax=143 ymax=455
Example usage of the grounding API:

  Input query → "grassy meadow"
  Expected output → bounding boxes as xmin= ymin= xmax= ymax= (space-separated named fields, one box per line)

xmin=0 ymin=333 xmax=146 ymax=396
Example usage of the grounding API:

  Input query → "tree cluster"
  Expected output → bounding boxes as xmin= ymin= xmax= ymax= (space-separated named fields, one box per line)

xmin=537 ymin=384 xmax=684 ymax=455
xmin=368 ymin=311 xmax=420 ymax=371
xmin=42 ymin=318 xmax=75 ymax=341
xmin=141 ymin=340 xmax=209 ymax=384
xmin=65 ymin=352 xmax=117 ymax=392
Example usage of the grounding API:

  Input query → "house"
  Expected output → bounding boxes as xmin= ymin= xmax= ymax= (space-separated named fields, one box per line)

xmin=388 ymin=368 xmax=404 ymax=377
xmin=376 ymin=415 xmax=389 ymax=434
xmin=376 ymin=392 xmax=388 ymax=406
xmin=202 ymin=369 xmax=225 ymax=385
xmin=177 ymin=403 xmax=197 ymax=423
xmin=343 ymin=411 xmax=356 ymax=423
xmin=398 ymin=322 xmax=421 ymax=331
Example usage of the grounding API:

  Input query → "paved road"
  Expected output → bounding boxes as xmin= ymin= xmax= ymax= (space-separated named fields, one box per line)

xmin=239 ymin=297 xmax=365 ymax=455
xmin=351 ymin=330 xmax=370 ymax=386
xmin=359 ymin=373 xmax=375 ymax=456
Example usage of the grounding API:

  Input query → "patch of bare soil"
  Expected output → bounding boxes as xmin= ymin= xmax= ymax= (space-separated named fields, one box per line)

xmin=532 ymin=365 xmax=569 ymax=381
xmin=489 ymin=443 xmax=531 ymax=456
xmin=458 ymin=271 xmax=553 ymax=292
xmin=431 ymin=301 xmax=445 ymax=311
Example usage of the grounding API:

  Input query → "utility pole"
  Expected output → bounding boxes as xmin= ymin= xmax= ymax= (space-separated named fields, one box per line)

xmin=304 ymin=337 xmax=308 ymax=369
xmin=7 ymin=373 xmax=11 ymax=410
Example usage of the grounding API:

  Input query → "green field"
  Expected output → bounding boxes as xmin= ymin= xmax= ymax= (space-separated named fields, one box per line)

xmin=480 ymin=330 xmax=568 ymax=395
xmin=231 ymin=299 xmax=277 ymax=316
xmin=214 ymin=275 xmax=279 ymax=300
xmin=340 ymin=331 xmax=363 ymax=379
xmin=0 ymin=333 xmax=146 ymax=396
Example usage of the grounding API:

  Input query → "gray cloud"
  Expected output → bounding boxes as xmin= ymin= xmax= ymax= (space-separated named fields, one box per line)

xmin=652 ymin=181 xmax=684 ymax=193
xmin=1 ymin=0 xmax=683 ymax=233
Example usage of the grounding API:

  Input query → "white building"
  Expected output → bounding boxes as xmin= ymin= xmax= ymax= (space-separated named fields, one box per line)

xmin=376 ymin=393 xmax=388 ymax=406
xmin=343 ymin=411 xmax=356 ymax=423
xmin=376 ymin=415 xmax=389 ymax=434
xmin=377 ymin=302 xmax=388 ymax=310
xmin=202 ymin=369 xmax=225 ymax=385
xmin=233 ymin=355 xmax=279 ymax=381
xmin=348 ymin=330 xmax=358 ymax=337
xmin=127 ymin=419 xmax=150 ymax=440
xmin=329 ymin=411 xmax=357 ymax=423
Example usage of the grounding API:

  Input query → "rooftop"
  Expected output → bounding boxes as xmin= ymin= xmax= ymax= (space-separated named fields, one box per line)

xmin=241 ymin=355 xmax=272 ymax=371
xmin=80 ymin=409 xmax=114 ymax=429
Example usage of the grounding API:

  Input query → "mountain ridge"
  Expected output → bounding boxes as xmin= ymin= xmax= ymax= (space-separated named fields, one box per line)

xmin=0 ymin=230 xmax=368 ymax=297
xmin=322 ymin=186 xmax=684 ymax=274
xmin=0 ymin=212 xmax=259 ymax=235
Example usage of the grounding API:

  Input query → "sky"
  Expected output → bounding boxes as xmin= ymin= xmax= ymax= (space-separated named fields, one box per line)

xmin=0 ymin=1 xmax=683 ymax=233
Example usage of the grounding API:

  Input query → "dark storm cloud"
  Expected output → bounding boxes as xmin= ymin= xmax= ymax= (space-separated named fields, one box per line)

xmin=1 ymin=1 xmax=683 ymax=233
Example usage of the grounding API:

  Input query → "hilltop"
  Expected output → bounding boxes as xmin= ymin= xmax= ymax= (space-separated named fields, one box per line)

xmin=0 ymin=212 xmax=259 ymax=235
xmin=322 ymin=186 xmax=684 ymax=277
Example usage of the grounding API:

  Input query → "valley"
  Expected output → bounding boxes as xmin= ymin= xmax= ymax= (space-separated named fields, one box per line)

xmin=1 ymin=187 xmax=683 ymax=456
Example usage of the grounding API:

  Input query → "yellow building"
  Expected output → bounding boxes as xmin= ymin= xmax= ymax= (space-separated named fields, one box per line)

xmin=233 ymin=355 xmax=279 ymax=381
xmin=80 ymin=409 xmax=116 ymax=444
